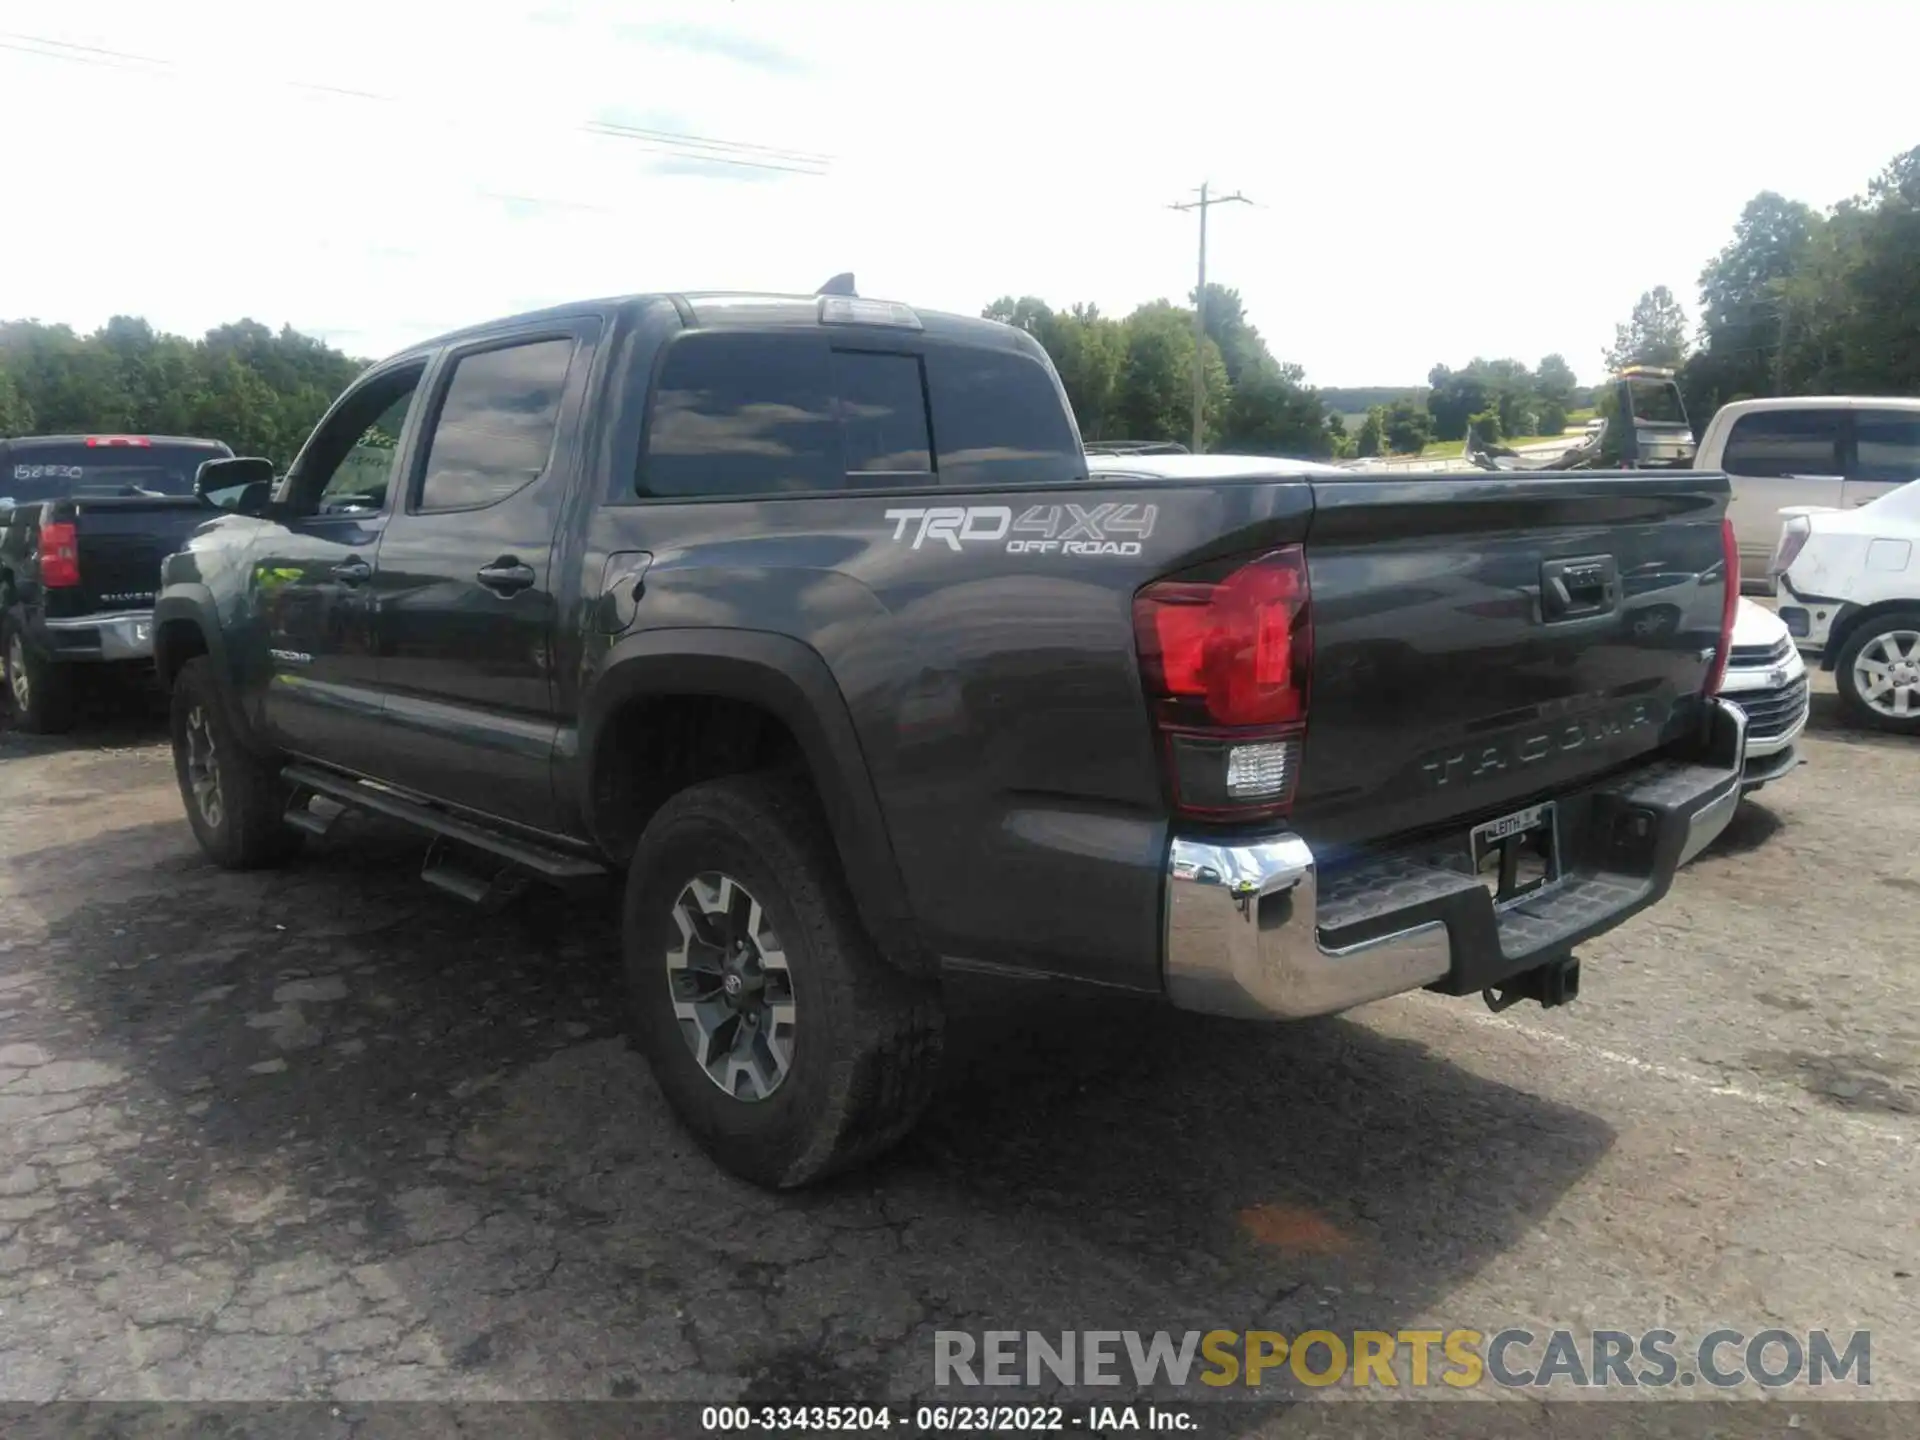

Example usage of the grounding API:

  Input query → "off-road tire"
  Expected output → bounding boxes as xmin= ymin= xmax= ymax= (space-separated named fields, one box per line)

xmin=169 ymin=657 xmax=304 ymax=869
xmin=623 ymin=773 xmax=943 ymax=1188
xmin=1834 ymin=610 xmax=1920 ymax=736
xmin=3 ymin=609 xmax=76 ymax=735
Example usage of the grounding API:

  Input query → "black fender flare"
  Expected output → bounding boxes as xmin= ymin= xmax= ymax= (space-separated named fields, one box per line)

xmin=578 ymin=628 xmax=927 ymax=973
xmin=152 ymin=586 xmax=265 ymax=754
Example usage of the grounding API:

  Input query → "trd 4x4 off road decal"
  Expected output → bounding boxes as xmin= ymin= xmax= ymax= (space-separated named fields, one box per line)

xmin=884 ymin=503 xmax=1157 ymax=557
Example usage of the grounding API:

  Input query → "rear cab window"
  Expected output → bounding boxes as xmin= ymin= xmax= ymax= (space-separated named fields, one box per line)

xmin=637 ymin=329 xmax=1082 ymax=498
xmin=1720 ymin=410 xmax=1842 ymax=477
xmin=3 ymin=439 xmax=231 ymax=505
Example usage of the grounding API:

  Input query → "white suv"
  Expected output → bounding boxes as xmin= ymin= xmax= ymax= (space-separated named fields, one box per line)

xmin=1695 ymin=396 xmax=1920 ymax=592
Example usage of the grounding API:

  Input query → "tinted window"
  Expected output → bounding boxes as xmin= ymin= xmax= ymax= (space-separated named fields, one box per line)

xmin=1853 ymin=411 xmax=1920 ymax=484
xmin=418 ymin=338 xmax=575 ymax=512
xmin=1721 ymin=410 xmax=1841 ymax=478
xmin=641 ymin=333 xmax=836 ymax=498
xmin=3 ymin=442 xmax=228 ymax=504
xmin=924 ymin=346 xmax=1085 ymax=486
xmin=833 ymin=351 xmax=931 ymax=474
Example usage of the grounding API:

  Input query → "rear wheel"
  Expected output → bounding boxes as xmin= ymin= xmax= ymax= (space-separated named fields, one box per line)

xmin=2 ymin=613 xmax=76 ymax=734
xmin=622 ymin=773 xmax=942 ymax=1188
xmin=1834 ymin=612 xmax=1920 ymax=735
xmin=169 ymin=657 xmax=304 ymax=868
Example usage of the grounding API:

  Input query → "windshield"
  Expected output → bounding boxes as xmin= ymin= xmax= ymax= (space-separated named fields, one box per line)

xmin=3 ymin=443 xmax=228 ymax=504
xmin=1627 ymin=380 xmax=1689 ymax=426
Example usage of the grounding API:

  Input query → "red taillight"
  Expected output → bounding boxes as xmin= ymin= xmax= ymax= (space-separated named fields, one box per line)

xmin=1134 ymin=547 xmax=1312 ymax=818
xmin=38 ymin=521 xmax=81 ymax=588
xmin=1706 ymin=517 xmax=1738 ymax=695
xmin=85 ymin=435 xmax=151 ymax=448
xmin=1136 ymin=548 xmax=1309 ymax=727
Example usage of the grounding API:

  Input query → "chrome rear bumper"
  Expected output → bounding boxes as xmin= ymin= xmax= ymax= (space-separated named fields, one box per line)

xmin=42 ymin=610 xmax=155 ymax=662
xmin=1163 ymin=699 xmax=1747 ymax=1021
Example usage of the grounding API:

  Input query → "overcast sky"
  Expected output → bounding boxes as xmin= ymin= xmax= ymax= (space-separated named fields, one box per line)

xmin=3 ymin=0 xmax=1914 ymax=386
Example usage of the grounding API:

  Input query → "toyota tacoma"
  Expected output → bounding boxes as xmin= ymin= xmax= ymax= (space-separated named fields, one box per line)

xmin=152 ymin=283 xmax=1749 ymax=1187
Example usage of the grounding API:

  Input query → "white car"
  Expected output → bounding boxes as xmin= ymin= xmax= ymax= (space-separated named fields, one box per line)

xmin=1720 ymin=598 xmax=1810 ymax=793
xmin=1773 ymin=477 xmax=1920 ymax=733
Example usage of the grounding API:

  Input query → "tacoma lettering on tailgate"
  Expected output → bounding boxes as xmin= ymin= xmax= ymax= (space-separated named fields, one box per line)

xmin=1417 ymin=698 xmax=1661 ymax=789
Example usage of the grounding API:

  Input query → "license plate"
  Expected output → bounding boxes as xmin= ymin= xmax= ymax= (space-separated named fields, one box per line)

xmin=1470 ymin=802 xmax=1559 ymax=908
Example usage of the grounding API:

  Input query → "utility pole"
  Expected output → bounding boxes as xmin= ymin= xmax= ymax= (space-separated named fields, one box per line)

xmin=1170 ymin=182 xmax=1251 ymax=452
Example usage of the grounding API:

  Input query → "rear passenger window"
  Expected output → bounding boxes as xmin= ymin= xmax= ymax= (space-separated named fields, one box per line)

xmin=924 ymin=346 xmax=1086 ymax=486
xmin=418 ymin=338 xmax=575 ymax=511
xmin=638 ymin=331 xmax=1084 ymax=498
xmin=641 ymin=333 xmax=837 ymax=498
xmin=1721 ymin=410 xmax=1841 ymax=478
xmin=1852 ymin=411 xmax=1920 ymax=484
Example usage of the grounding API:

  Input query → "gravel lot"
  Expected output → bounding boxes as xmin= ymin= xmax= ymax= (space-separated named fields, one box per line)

xmin=1 ymin=674 xmax=1916 ymax=1416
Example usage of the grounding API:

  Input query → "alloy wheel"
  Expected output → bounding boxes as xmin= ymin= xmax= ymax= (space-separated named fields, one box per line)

xmin=183 ymin=704 xmax=224 ymax=830
xmin=665 ymin=871 xmax=797 ymax=1102
xmin=1854 ymin=629 xmax=1920 ymax=720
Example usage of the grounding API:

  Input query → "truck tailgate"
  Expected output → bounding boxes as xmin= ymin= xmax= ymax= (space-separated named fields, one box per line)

xmin=50 ymin=496 xmax=208 ymax=619
xmin=1292 ymin=472 xmax=1731 ymax=850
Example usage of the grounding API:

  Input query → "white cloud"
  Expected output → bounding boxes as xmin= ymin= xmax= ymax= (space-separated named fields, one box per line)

xmin=3 ymin=0 xmax=1915 ymax=385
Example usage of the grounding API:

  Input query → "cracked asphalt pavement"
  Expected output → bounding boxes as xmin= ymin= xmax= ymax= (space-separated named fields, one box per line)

xmin=1 ymin=676 xmax=1916 ymax=1410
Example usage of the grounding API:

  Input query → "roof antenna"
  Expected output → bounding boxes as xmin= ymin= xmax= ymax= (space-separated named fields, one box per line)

xmin=816 ymin=272 xmax=857 ymax=297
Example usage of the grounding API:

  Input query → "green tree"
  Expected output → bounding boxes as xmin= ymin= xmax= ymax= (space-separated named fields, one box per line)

xmin=1354 ymin=406 xmax=1387 ymax=458
xmin=981 ymin=295 xmax=1054 ymax=337
xmin=1220 ymin=356 xmax=1329 ymax=456
xmin=1534 ymin=353 xmax=1577 ymax=434
xmin=1382 ymin=398 xmax=1430 ymax=454
xmin=1427 ymin=358 xmax=1537 ymax=440
xmin=1324 ymin=410 xmax=1355 ymax=459
xmin=1692 ymin=192 xmax=1820 ymax=401
xmin=0 ymin=316 xmax=365 ymax=465
xmin=1046 ymin=304 xmax=1126 ymax=441
xmin=987 ymin=287 xmax=1342 ymax=455
xmin=1192 ymin=283 xmax=1269 ymax=386
xmin=1111 ymin=301 xmax=1229 ymax=446
xmin=1604 ymin=286 xmax=1689 ymax=371
xmin=0 ymin=368 xmax=35 ymax=435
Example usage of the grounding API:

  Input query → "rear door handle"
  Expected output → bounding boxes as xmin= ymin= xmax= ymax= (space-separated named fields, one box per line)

xmin=330 ymin=556 xmax=372 ymax=584
xmin=477 ymin=558 xmax=536 ymax=595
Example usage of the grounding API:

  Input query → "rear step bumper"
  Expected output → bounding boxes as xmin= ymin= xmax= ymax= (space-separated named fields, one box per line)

xmin=1162 ymin=698 xmax=1747 ymax=1021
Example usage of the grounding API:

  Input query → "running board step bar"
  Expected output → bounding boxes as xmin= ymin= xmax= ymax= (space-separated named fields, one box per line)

xmin=420 ymin=836 xmax=533 ymax=912
xmin=280 ymin=763 xmax=608 ymax=880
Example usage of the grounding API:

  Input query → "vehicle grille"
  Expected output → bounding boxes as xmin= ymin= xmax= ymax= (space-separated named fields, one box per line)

xmin=1729 ymin=635 xmax=1793 ymax=667
xmin=1728 ymin=675 xmax=1810 ymax=740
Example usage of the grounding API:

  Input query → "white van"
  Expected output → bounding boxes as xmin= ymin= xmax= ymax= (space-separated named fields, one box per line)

xmin=1696 ymin=396 xmax=1920 ymax=592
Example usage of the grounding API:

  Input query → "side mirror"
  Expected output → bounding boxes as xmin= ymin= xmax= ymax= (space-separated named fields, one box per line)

xmin=195 ymin=457 xmax=277 ymax=515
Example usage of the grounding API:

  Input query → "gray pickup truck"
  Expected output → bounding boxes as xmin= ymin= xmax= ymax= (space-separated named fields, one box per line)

xmin=152 ymin=285 xmax=1748 ymax=1187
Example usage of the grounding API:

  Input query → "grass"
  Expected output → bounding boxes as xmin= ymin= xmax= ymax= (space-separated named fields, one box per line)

xmin=1345 ymin=405 xmax=1604 ymax=458
xmin=1408 ymin=419 xmax=1603 ymax=460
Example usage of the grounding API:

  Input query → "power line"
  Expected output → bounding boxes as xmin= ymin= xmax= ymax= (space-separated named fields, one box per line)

xmin=582 ymin=119 xmax=831 ymax=167
xmin=0 ymin=29 xmax=832 ymax=177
